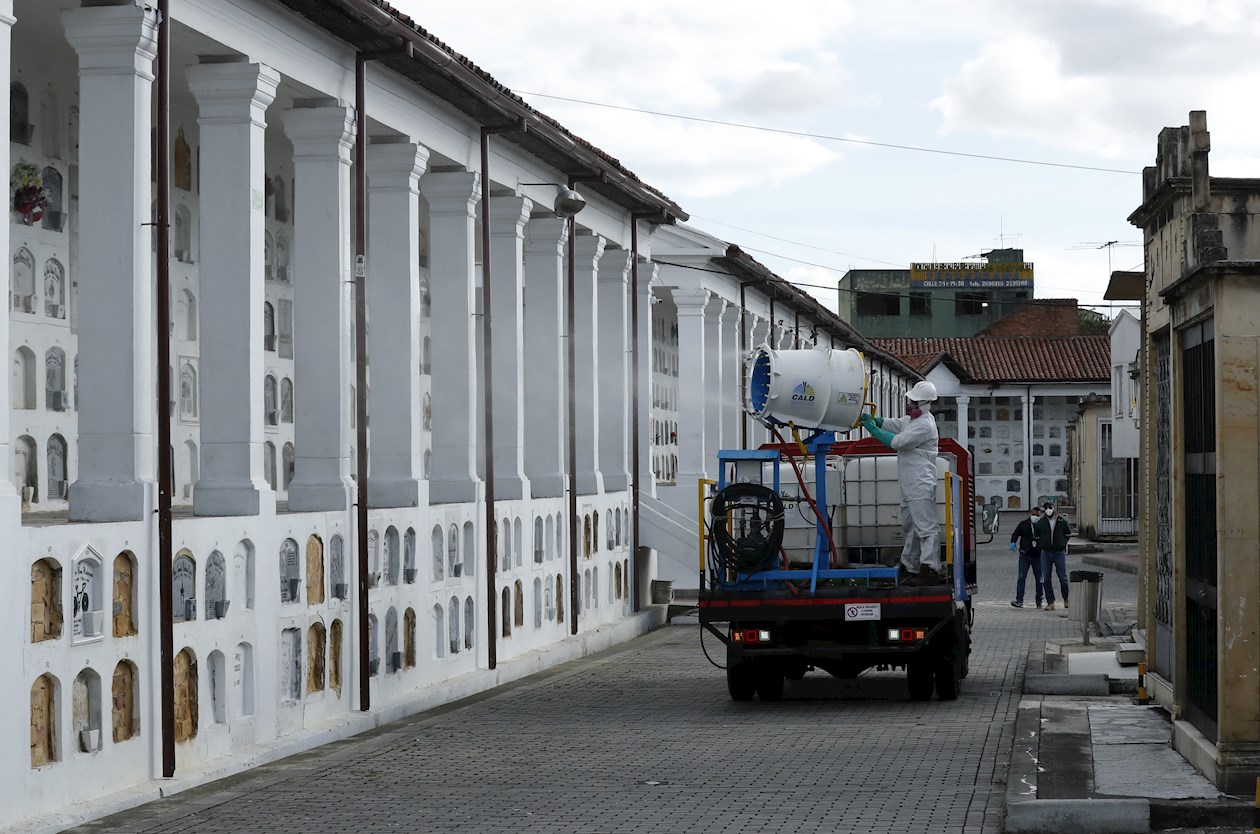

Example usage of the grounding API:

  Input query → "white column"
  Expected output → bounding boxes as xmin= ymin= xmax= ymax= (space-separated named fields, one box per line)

xmin=283 ymin=104 xmax=355 ymax=512
xmin=573 ymin=233 xmax=605 ymax=495
xmin=367 ymin=140 xmax=429 ymax=508
xmin=956 ymin=395 xmax=971 ymax=454
xmin=186 ymin=61 xmax=279 ymax=517
xmin=489 ymin=194 xmax=533 ymax=500
xmin=635 ymin=259 xmax=659 ymax=499
xmin=0 ymin=0 xmax=14 ymax=502
xmin=420 ymin=171 xmax=481 ymax=504
xmin=523 ymin=216 xmax=568 ymax=498
xmin=597 ymin=247 xmax=631 ymax=493
xmin=704 ymin=297 xmax=728 ymax=463
xmin=64 ymin=5 xmax=157 ymax=521
xmin=673 ymin=288 xmax=710 ymax=482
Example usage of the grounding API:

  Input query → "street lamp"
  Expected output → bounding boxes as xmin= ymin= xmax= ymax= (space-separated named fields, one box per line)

xmin=519 ymin=182 xmax=586 ymax=218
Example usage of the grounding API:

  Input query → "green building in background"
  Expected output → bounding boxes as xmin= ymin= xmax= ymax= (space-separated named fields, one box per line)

xmin=838 ymin=248 xmax=1034 ymax=338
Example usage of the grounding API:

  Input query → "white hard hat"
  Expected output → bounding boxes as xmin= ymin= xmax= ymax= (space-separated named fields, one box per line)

xmin=907 ymin=380 xmax=938 ymax=402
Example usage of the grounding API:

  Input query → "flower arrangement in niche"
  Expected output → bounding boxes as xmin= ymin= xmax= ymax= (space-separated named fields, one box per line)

xmin=11 ymin=162 xmax=48 ymax=225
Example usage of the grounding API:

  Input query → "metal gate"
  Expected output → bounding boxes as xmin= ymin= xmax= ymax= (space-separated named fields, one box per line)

xmin=1098 ymin=421 xmax=1138 ymax=535
xmin=1182 ymin=320 xmax=1218 ymax=743
xmin=1154 ymin=333 xmax=1172 ymax=678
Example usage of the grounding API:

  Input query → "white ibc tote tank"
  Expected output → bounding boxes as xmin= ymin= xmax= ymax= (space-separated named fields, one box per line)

xmin=745 ymin=344 xmax=867 ymax=431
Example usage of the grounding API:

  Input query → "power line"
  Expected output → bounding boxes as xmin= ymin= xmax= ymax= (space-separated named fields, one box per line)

xmin=688 ymin=214 xmax=907 ymax=269
xmin=518 ymin=91 xmax=1141 ymax=175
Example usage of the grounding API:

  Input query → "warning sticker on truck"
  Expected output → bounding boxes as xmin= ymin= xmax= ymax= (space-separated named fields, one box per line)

xmin=844 ymin=603 xmax=881 ymax=621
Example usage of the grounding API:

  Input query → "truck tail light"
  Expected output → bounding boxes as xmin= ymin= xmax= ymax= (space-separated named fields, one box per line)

xmin=887 ymin=628 xmax=927 ymax=642
xmin=731 ymin=629 xmax=772 ymax=644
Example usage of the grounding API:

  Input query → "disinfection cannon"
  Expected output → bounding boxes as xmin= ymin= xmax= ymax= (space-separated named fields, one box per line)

xmin=745 ymin=345 xmax=867 ymax=432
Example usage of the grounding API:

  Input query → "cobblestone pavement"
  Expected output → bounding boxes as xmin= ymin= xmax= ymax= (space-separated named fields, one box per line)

xmin=67 ymin=535 xmax=1137 ymax=834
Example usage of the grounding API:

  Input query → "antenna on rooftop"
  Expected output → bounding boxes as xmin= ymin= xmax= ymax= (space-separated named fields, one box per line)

xmin=1067 ymin=240 xmax=1140 ymax=274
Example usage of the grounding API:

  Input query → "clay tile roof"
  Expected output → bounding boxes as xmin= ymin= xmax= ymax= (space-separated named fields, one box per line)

xmin=870 ymin=337 xmax=1111 ymax=384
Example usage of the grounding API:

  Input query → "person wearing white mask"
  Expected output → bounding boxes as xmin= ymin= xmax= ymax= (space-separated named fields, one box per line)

xmin=859 ymin=380 xmax=942 ymax=586
xmin=1009 ymin=506 xmax=1043 ymax=608
xmin=1034 ymin=500 xmax=1072 ymax=610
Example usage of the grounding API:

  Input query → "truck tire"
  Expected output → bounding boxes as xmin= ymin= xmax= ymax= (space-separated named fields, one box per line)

xmin=935 ymin=645 xmax=963 ymax=701
xmin=907 ymin=660 xmax=934 ymax=701
xmin=727 ymin=659 xmax=757 ymax=702
xmin=756 ymin=664 xmax=785 ymax=702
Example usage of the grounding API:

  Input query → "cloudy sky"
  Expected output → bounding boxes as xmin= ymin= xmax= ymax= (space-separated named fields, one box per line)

xmin=393 ymin=0 xmax=1260 ymax=316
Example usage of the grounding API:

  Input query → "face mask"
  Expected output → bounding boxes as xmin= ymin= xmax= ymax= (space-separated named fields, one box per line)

xmin=1030 ymin=515 xmax=1039 ymax=523
xmin=1045 ymin=508 xmax=1054 ymax=517
xmin=906 ymin=402 xmax=922 ymax=418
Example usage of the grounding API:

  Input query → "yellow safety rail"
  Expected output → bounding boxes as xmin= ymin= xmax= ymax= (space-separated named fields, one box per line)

xmin=698 ymin=478 xmax=716 ymax=576
xmin=944 ymin=470 xmax=955 ymax=567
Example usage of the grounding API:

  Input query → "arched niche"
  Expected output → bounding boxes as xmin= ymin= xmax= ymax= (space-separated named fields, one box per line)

xmin=367 ymin=528 xmax=380 ymax=586
xmin=403 ymin=608 xmax=416 ymax=669
xmin=462 ymin=520 xmax=475 ymax=577
xmin=533 ymin=577 xmax=543 ymax=627
xmin=450 ymin=596 xmax=462 ymax=653
xmin=500 ymin=587 xmax=510 ymax=638
xmin=275 ymin=229 xmax=290 ymax=281
xmin=43 ymin=258 xmax=65 ymax=318
xmin=385 ymin=607 xmax=399 ymax=673
xmin=430 ymin=524 xmax=444 ymax=581
xmin=47 ymin=433 xmax=68 ymax=502
xmin=14 ymin=347 xmax=36 ymax=411
xmin=281 ymin=442 xmax=294 ymax=490
xmin=263 ymin=442 xmax=276 ymax=490
xmin=112 ymin=552 xmax=137 ymax=637
xmin=328 ymin=621 xmax=342 ymax=696
xmin=172 ymin=550 xmax=196 ymax=622
xmin=207 ymin=650 xmax=226 ymax=724
xmin=31 ymin=557 xmax=63 ymax=643
xmin=111 ymin=661 xmax=138 ymax=743
xmin=41 ymin=166 xmax=64 ymax=231
xmin=205 ymin=550 xmax=227 ymax=620
xmin=307 ymin=621 xmax=326 ymax=693
xmin=403 ymin=528 xmax=416 ymax=583
xmin=513 ymin=580 xmax=524 ymax=628
xmin=281 ymin=628 xmax=301 ymax=700
xmin=263 ymin=302 xmax=276 ymax=352
xmin=499 ymin=517 xmax=510 ymax=572
xmin=11 ymin=82 xmax=32 ymax=144
xmin=513 ymin=518 xmax=523 ymax=568
xmin=279 ymin=538 xmax=300 ymax=603
xmin=280 ymin=377 xmax=293 ymax=423
xmin=179 ymin=362 xmax=197 ymax=421
xmin=235 ymin=642 xmax=255 ymax=716
xmin=11 ymin=246 xmax=34 ymax=312
xmin=446 ymin=524 xmax=458 ymax=578
xmin=264 ymin=375 xmax=277 ymax=424
xmin=533 ymin=517 xmax=544 ymax=564
xmin=30 ymin=673 xmax=58 ymax=767
xmin=463 ymin=596 xmax=474 ymax=650
xmin=432 ymin=604 xmax=445 ymax=659
xmin=305 ymin=535 xmax=324 ymax=605
xmin=384 ymin=526 xmax=399 ymax=586
xmin=178 ymin=289 xmax=197 ymax=341
xmin=555 ymin=574 xmax=565 ymax=623
xmin=174 ymin=648 xmax=198 ymax=742
xmin=173 ymin=204 xmax=192 ymax=263
xmin=329 ymin=534 xmax=346 ymax=599
xmin=234 ymin=539 xmax=256 ymax=610
xmin=367 ymin=614 xmax=379 ymax=675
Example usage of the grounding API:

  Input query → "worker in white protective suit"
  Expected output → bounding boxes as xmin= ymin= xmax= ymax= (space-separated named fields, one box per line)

xmin=858 ymin=380 xmax=942 ymax=586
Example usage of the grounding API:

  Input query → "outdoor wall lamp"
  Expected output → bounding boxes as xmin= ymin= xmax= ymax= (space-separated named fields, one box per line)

xmin=519 ymin=182 xmax=587 ymax=218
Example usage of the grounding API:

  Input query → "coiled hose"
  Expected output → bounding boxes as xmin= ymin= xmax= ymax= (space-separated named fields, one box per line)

xmin=708 ymin=482 xmax=786 ymax=579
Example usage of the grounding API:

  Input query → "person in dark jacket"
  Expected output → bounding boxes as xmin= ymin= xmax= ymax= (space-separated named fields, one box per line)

xmin=1034 ymin=501 xmax=1072 ymax=611
xmin=1009 ymin=506 xmax=1043 ymax=608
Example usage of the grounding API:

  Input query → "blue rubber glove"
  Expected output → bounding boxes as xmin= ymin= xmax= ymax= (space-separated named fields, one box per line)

xmin=873 ymin=415 xmax=885 ymax=428
xmin=1009 ymin=542 xmax=1018 ymax=552
xmin=859 ymin=412 xmax=876 ymax=431
xmin=869 ymin=425 xmax=895 ymax=447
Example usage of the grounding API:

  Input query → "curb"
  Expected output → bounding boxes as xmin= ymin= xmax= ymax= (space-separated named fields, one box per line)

xmin=1004 ymin=798 xmax=1150 ymax=833
xmin=1024 ymin=673 xmax=1110 ymax=696
xmin=1149 ymin=797 xmax=1253 ymax=830
xmin=1083 ymin=554 xmax=1139 ymax=575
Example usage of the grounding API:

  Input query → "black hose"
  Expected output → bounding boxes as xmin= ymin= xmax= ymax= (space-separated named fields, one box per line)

xmin=708 ymin=482 xmax=785 ymax=577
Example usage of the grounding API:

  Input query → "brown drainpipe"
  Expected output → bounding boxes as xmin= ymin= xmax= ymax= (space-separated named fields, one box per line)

xmin=353 ymin=42 xmax=411 ymax=711
xmin=155 ymin=0 xmax=174 ymax=779
xmin=478 ymin=120 xmax=525 ymax=668
xmin=739 ymin=282 xmax=747 ymax=450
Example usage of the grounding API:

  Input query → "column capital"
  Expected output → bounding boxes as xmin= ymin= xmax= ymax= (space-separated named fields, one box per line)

xmin=705 ymin=295 xmax=729 ymax=320
xmin=367 ymin=140 xmax=429 ymax=191
xmin=186 ymin=61 xmax=280 ymax=126
xmin=636 ymin=257 xmax=660 ymax=286
xmin=597 ymin=247 xmax=631 ymax=285
xmin=573 ymin=231 xmax=606 ymax=263
xmin=956 ymin=394 xmax=971 ymax=404
xmin=488 ymin=194 xmax=532 ymax=235
xmin=673 ymin=287 xmax=711 ymax=312
xmin=283 ymin=103 xmax=355 ymax=163
xmin=63 ymin=4 xmax=158 ymax=79
xmin=420 ymin=170 xmax=480 ymax=217
xmin=525 ymin=216 xmax=569 ymax=254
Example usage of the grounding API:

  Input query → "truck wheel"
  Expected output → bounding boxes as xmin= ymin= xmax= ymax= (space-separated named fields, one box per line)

xmin=757 ymin=664 xmax=785 ymax=702
xmin=907 ymin=660 xmax=934 ymax=701
xmin=935 ymin=646 xmax=963 ymax=701
xmin=727 ymin=659 xmax=757 ymax=702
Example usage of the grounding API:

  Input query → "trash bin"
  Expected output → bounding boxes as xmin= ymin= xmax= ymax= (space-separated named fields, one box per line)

xmin=1068 ymin=569 xmax=1103 ymax=643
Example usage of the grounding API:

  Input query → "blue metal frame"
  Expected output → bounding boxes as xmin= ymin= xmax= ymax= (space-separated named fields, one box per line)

xmin=714 ymin=437 xmax=900 ymax=592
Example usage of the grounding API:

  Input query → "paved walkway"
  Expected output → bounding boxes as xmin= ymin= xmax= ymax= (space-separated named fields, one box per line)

xmin=64 ymin=539 xmax=1124 ymax=834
